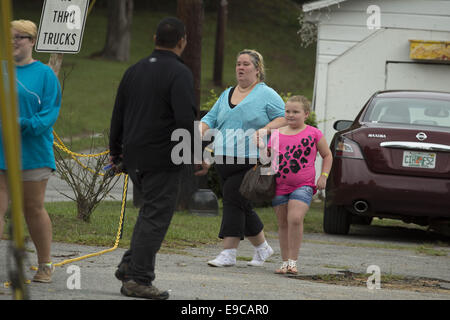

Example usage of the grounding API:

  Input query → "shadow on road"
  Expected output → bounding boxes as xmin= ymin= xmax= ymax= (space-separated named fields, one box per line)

xmin=347 ymin=224 xmax=450 ymax=245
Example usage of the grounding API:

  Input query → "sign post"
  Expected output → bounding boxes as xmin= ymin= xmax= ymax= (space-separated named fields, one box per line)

xmin=0 ymin=0 xmax=28 ymax=300
xmin=36 ymin=0 xmax=89 ymax=54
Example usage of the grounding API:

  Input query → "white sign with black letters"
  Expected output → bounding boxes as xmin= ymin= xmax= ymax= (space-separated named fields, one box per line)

xmin=36 ymin=0 xmax=89 ymax=53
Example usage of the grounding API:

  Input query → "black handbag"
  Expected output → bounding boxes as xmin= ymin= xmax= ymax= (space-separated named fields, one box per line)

xmin=239 ymin=162 xmax=276 ymax=202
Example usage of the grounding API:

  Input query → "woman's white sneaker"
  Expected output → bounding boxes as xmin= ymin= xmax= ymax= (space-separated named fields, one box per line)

xmin=207 ymin=249 xmax=236 ymax=267
xmin=248 ymin=245 xmax=274 ymax=267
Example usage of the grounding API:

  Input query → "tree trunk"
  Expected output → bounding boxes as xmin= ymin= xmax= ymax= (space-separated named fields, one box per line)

xmin=177 ymin=0 xmax=203 ymax=111
xmin=173 ymin=0 xmax=204 ymax=211
xmin=47 ymin=53 xmax=64 ymax=77
xmin=99 ymin=0 xmax=134 ymax=62
xmin=213 ymin=0 xmax=227 ymax=87
xmin=77 ymin=198 xmax=91 ymax=222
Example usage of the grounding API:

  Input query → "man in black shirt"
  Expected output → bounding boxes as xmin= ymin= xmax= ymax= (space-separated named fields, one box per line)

xmin=109 ymin=17 xmax=205 ymax=299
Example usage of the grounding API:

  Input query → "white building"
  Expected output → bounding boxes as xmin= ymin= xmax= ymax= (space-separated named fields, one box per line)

xmin=303 ymin=0 xmax=450 ymax=153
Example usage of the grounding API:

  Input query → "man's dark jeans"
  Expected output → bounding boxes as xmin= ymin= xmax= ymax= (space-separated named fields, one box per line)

xmin=119 ymin=168 xmax=181 ymax=285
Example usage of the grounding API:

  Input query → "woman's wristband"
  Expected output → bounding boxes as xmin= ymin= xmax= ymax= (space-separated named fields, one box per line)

xmin=321 ymin=172 xmax=329 ymax=178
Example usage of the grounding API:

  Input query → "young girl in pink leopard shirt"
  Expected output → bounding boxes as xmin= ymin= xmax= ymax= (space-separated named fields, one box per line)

xmin=268 ymin=95 xmax=332 ymax=274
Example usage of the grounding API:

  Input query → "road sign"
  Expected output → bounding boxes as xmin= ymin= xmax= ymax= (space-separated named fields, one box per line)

xmin=36 ymin=0 xmax=89 ymax=53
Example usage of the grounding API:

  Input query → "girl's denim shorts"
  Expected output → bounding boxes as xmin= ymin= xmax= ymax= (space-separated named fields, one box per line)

xmin=272 ymin=185 xmax=314 ymax=207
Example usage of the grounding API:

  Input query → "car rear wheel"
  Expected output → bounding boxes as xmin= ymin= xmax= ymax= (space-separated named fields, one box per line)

xmin=323 ymin=203 xmax=351 ymax=235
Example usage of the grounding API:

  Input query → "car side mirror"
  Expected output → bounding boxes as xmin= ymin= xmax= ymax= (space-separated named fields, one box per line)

xmin=333 ymin=120 xmax=353 ymax=131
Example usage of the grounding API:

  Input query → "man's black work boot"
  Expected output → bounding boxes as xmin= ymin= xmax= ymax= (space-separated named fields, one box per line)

xmin=120 ymin=280 xmax=169 ymax=300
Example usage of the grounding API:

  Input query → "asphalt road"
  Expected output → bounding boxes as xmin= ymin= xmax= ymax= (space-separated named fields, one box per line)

xmin=1 ymin=225 xmax=449 ymax=302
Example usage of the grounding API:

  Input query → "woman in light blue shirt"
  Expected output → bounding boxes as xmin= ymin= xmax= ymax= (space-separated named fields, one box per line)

xmin=199 ymin=49 xmax=286 ymax=268
xmin=0 ymin=20 xmax=61 ymax=283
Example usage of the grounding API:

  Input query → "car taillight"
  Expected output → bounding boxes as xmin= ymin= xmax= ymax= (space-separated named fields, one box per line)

xmin=335 ymin=136 xmax=364 ymax=159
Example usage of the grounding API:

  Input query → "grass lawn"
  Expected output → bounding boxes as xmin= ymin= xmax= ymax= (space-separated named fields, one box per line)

xmin=2 ymin=200 xmax=325 ymax=251
xmin=3 ymin=200 xmax=447 ymax=258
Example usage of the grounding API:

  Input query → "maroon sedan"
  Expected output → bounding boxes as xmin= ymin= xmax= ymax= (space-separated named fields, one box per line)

xmin=324 ymin=90 xmax=450 ymax=235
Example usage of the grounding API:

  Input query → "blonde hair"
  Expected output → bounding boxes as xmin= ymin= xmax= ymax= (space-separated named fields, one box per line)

xmin=11 ymin=19 xmax=37 ymax=39
xmin=287 ymin=95 xmax=311 ymax=114
xmin=237 ymin=49 xmax=265 ymax=82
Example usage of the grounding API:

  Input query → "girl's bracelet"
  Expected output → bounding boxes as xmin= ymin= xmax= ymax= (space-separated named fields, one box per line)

xmin=321 ymin=172 xmax=329 ymax=178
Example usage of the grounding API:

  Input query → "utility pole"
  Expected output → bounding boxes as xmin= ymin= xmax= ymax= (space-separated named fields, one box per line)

xmin=213 ymin=0 xmax=227 ymax=87
xmin=177 ymin=0 xmax=204 ymax=112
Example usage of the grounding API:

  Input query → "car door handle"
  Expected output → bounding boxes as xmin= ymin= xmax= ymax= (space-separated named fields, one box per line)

xmin=380 ymin=141 xmax=450 ymax=152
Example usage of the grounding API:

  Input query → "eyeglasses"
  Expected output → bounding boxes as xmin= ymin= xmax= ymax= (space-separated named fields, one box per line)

xmin=12 ymin=35 xmax=32 ymax=42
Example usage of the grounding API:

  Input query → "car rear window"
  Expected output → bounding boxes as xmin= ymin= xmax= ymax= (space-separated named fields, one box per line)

xmin=363 ymin=97 xmax=450 ymax=128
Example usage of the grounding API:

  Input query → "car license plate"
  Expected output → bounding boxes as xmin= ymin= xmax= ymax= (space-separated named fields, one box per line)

xmin=402 ymin=151 xmax=436 ymax=169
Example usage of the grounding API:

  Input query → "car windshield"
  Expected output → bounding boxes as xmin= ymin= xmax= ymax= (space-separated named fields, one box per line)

xmin=363 ymin=97 xmax=450 ymax=128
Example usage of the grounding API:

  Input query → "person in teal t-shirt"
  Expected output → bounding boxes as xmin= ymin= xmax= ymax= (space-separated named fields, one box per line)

xmin=198 ymin=49 xmax=286 ymax=268
xmin=0 ymin=20 xmax=61 ymax=283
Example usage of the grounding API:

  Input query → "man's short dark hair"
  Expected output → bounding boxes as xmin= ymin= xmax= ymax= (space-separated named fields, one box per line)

xmin=155 ymin=17 xmax=186 ymax=49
